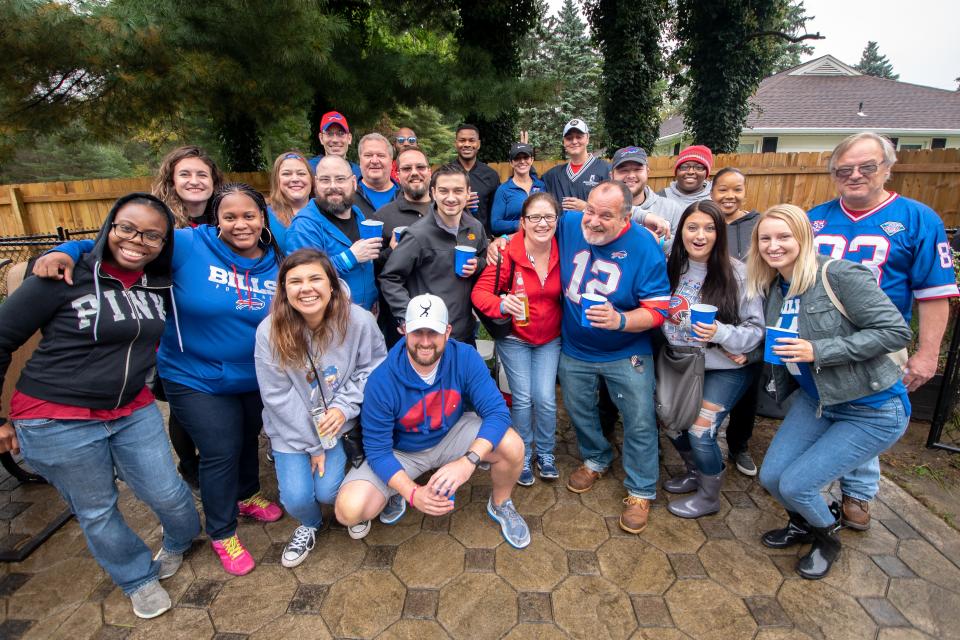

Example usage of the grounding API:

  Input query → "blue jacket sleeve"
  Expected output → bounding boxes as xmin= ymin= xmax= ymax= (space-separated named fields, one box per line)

xmin=286 ymin=218 xmax=358 ymax=274
xmin=47 ymin=239 xmax=93 ymax=261
xmin=490 ymin=185 xmax=515 ymax=236
xmin=461 ymin=347 xmax=511 ymax=448
xmin=360 ymin=370 xmax=404 ymax=484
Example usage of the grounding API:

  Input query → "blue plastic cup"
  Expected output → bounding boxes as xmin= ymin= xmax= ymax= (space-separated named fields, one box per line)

xmin=764 ymin=326 xmax=799 ymax=365
xmin=394 ymin=226 xmax=407 ymax=243
xmin=581 ymin=293 xmax=607 ymax=327
xmin=454 ymin=245 xmax=476 ymax=276
xmin=689 ymin=304 xmax=718 ymax=328
xmin=359 ymin=220 xmax=384 ymax=240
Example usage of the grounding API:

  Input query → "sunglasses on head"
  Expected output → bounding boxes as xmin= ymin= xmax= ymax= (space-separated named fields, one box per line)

xmin=395 ymin=136 xmax=417 ymax=144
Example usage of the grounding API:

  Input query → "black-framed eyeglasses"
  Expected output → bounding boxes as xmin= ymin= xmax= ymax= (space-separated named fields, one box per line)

xmin=677 ymin=163 xmax=707 ymax=173
xmin=111 ymin=223 xmax=165 ymax=247
xmin=523 ymin=214 xmax=557 ymax=224
xmin=395 ymin=136 xmax=417 ymax=145
xmin=833 ymin=162 xmax=882 ymax=180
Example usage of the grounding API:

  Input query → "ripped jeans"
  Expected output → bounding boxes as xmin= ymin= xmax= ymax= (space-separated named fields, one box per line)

xmin=667 ymin=367 xmax=754 ymax=475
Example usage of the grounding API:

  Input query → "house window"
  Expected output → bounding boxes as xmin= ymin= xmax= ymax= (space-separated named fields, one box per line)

xmin=761 ymin=137 xmax=778 ymax=153
xmin=888 ymin=137 xmax=899 ymax=148
xmin=673 ymin=142 xmax=681 ymax=155
xmin=899 ymin=143 xmax=923 ymax=150
xmin=737 ymin=142 xmax=757 ymax=153
xmin=932 ymin=138 xmax=947 ymax=149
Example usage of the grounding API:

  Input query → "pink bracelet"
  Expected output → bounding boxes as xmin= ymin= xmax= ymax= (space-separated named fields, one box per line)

xmin=408 ymin=486 xmax=417 ymax=507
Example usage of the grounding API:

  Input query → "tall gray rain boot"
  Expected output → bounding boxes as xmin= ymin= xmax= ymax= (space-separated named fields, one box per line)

xmin=663 ymin=448 xmax=698 ymax=494
xmin=667 ymin=469 xmax=723 ymax=518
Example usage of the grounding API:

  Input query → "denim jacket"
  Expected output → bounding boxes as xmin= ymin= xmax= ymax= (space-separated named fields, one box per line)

xmin=764 ymin=255 xmax=912 ymax=407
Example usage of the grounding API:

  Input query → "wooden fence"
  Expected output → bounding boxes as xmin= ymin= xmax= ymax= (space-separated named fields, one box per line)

xmin=2 ymin=149 xmax=959 ymax=236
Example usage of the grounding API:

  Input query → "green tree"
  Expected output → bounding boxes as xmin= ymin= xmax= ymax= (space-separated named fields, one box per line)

xmin=767 ymin=1 xmax=815 ymax=73
xmin=854 ymin=41 xmax=899 ymax=80
xmin=517 ymin=0 xmax=604 ymax=159
xmin=584 ymin=0 xmax=669 ymax=152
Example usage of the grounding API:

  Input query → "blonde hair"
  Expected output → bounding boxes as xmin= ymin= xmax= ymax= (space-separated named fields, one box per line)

xmin=745 ymin=204 xmax=818 ymax=299
xmin=267 ymin=151 xmax=314 ymax=226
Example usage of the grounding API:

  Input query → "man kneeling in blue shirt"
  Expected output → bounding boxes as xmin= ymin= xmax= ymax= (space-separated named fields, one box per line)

xmin=334 ymin=294 xmax=530 ymax=548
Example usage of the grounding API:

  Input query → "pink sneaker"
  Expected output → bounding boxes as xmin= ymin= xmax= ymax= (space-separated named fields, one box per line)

xmin=211 ymin=535 xmax=255 ymax=576
xmin=238 ymin=493 xmax=282 ymax=522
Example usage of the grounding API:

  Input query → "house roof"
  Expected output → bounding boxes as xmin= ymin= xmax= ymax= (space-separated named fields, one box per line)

xmin=658 ymin=55 xmax=960 ymax=141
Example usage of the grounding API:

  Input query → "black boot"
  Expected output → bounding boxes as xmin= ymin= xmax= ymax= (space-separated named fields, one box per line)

xmin=796 ymin=521 xmax=842 ymax=580
xmin=761 ymin=511 xmax=813 ymax=549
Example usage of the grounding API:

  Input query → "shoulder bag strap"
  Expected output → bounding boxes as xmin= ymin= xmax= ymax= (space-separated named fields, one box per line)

xmin=820 ymin=259 xmax=850 ymax=320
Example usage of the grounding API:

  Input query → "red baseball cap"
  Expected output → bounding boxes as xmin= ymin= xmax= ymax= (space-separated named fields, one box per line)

xmin=320 ymin=111 xmax=350 ymax=133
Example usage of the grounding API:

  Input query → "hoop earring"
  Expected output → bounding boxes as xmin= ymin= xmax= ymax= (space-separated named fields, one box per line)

xmin=216 ymin=226 xmax=223 ymax=239
xmin=260 ymin=226 xmax=274 ymax=246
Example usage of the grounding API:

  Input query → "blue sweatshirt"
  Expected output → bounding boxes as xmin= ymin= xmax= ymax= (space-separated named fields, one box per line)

xmin=361 ymin=338 xmax=511 ymax=484
xmin=490 ymin=177 xmax=546 ymax=235
xmin=285 ymin=200 xmax=378 ymax=310
xmin=53 ymin=226 xmax=279 ymax=395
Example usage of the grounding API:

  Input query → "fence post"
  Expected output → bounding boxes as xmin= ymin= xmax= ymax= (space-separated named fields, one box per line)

xmin=7 ymin=187 xmax=29 ymax=236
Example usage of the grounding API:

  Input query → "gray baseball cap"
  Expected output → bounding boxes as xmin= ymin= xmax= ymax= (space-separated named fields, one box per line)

xmin=611 ymin=146 xmax=649 ymax=168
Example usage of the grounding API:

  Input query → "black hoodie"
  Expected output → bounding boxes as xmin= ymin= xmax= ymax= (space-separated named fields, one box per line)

xmin=0 ymin=193 xmax=176 ymax=414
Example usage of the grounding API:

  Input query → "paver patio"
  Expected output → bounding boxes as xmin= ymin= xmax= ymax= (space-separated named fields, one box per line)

xmin=0 ymin=417 xmax=958 ymax=640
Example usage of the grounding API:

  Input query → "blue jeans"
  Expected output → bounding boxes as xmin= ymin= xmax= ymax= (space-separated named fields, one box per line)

xmin=497 ymin=336 xmax=561 ymax=457
xmin=162 ymin=380 xmax=263 ymax=540
xmin=558 ymin=352 xmax=658 ymax=499
xmin=669 ymin=367 xmax=754 ymax=475
xmin=14 ymin=404 xmax=200 ymax=594
xmin=759 ymin=390 xmax=908 ymax=527
xmin=839 ymin=457 xmax=881 ymax=502
xmin=273 ymin=443 xmax=347 ymax=529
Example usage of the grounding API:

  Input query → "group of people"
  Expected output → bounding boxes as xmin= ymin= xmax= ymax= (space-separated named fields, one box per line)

xmin=0 ymin=109 xmax=955 ymax=620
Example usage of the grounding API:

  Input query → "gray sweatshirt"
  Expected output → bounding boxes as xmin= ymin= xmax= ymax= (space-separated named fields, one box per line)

xmin=658 ymin=180 xmax=713 ymax=207
xmin=661 ymin=259 xmax=764 ymax=370
xmin=254 ymin=305 xmax=388 ymax=456
xmin=632 ymin=186 xmax=686 ymax=254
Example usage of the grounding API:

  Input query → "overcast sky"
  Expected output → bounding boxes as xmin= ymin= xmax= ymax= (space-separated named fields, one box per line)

xmin=548 ymin=0 xmax=959 ymax=91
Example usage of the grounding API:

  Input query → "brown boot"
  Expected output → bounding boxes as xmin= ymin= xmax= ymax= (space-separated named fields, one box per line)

xmin=619 ymin=496 xmax=651 ymax=534
xmin=566 ymin=465 xmax=603 ymax=494
xmin=841 ymin=495 xmax=871 ymax=531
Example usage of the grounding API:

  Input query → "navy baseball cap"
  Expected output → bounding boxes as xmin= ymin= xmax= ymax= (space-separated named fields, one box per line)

xmin=509 ymin=143 xmax=534 ymax=160
xmin=611 ymin=146 xmax=649 ymax=168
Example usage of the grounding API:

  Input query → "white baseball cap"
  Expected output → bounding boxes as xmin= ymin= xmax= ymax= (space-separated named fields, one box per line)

xmin=563 ymin=118 xmax=589 ymax=136
xmin=405 ymin=294 xmax=448 ymax=334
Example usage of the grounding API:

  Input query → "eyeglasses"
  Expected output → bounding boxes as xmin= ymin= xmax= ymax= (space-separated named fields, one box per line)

xmin=322 ymin=129 xmax=349 ymax=138
xmin=395 ymin=136 xmax=417 ymax=145
xmin=524 ymin=214 xmax=557 ymax=224
xmin=833 ymin=163 xmax=882 ymax=180
xmin=677 ymin=163 xmax=707 ymax=173
xmin=111 ymin=223 xmax=165 ymax=247
xmin=398 ymin=163 xmax=429 ymax=173
xmin=315 ymin=176 xmax=353 ymax=186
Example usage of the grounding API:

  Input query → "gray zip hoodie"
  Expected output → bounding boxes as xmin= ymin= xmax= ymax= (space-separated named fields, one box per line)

xmin=631 ymin=186 xmax=686 ymax=254
xmin=658 ymin=180 xmax=713 ymax=207
xmin=254 ymin=305 xmax=387 ymax=457
xmin=661 ymin=259 xmax=764 ymax=370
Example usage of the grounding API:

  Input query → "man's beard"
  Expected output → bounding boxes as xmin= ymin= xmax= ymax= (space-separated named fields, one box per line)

xmin=318 ymin=190 xmax=354 ymax=215
xmin=403 ymin=182 xmax=428 ymax=201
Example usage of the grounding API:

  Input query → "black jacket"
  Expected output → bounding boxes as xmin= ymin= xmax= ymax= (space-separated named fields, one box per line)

xmin=464 ymin=160 xmax=501 ymax=237
xmin=0 ymin=193 xmax=176 ymax=414
xmin=353 ymin=182 xmax=400 ymax=218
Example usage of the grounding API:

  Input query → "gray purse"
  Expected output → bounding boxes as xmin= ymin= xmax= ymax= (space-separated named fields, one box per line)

xmin=655 ymin=345 xmax=706 ymax=433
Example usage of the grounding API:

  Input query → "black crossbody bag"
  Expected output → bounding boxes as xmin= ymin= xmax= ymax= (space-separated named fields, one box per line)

xmin=473 ymin=250 xmax=516 ymax=341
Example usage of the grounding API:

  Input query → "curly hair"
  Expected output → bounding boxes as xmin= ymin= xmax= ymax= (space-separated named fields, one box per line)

xmin=152 ymin=145 xmax=225 ymax=228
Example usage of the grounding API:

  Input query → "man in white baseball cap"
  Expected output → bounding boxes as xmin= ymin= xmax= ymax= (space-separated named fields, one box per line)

xmin=542 ymin=117 xmax=610 ymax=212
xmin=334 ymin=294 xmax=531 ymax=548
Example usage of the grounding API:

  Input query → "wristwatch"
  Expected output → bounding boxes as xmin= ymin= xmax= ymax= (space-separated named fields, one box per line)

xmin=464 ymin=451 xmax=481 ymax=466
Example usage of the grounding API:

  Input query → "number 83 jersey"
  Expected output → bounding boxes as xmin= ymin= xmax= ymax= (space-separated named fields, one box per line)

xmin=809 ymin=192 xmax=958 ymax=322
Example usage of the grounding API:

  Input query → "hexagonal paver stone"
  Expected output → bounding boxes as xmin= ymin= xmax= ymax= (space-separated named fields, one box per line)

xmin=777 ymin=579 xmax=877 ymax=640
xmin=665 ymin=579 xmax=755 ymax=640
xmin=291 ymin=529 xmax=366 ymax=584
xmin=639 ymin=513 xmax=705 ymax=555
xmin=450 ymin=501 xmax=504 ymax=549
xmin=597 ymin=538 xmax=674 ymax=596
xmin=887 ymin=577 xmax=960 ymax=639
xmin=6 ymin=557 xmax=102 ymax=620
xmin=363 ymin=510 xmax=425 ymax=546
xmin=698 ymin=540 xmax=782 ymax=597
xmin=248 ymin=614 xmax=333 ymax=639
xmin=840 ymin=522 xmax=899 ymax=556
xmin=724 ymin=508 xmax=796 ymax=555
xmin=553 ymin=575 xmax=636 ymax=640
xmin=393 ymin=532 xmax=466 ymax=589
xmin=379 ymin=619 xmax=451 ymax=640
xmin=497 ymin=533 xmax=568 ymax=591
xmin=630 ymin=629 xmax=693 ymax=640
xmin=752 ymin=630 xmax=817 ymax=640
xmin=580 ymin=476 xmax=630 ymax=516
xmin=208 ymin=565 xmax=298 ymax=634
xmin=511 ymin=481 xmax=557 ymax=516
xmin=542 ymin=503 xmax=609 ymax=551
xmin=503 ymin=623 xmax=569 ymax=639
xmin=895 ymin=539 xmax=960 ymax=593
xmin=822 ymin=548 xmax=889 ymax=597
xmin=320 ymin=569 xmax=405 ymax=638
xmin=126 ymin=607 xmax=216 ymax=639
xmin=437 ymin=573 xmax=517 ymax=640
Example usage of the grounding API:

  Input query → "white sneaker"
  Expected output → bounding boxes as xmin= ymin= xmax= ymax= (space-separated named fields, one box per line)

xmin=281 ymin=525 xmax=317 ymax=568
xmin=348 ymin=520 xmax=371 ymax=540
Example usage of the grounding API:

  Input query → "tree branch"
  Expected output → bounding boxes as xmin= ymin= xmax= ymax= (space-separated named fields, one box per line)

xmin=747 ymin=31 xmax=824 ymax=43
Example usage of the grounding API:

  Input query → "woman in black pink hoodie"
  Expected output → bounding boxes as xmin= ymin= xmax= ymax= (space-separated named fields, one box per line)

xmin=0 ymin=193 xmax=200 ymax=620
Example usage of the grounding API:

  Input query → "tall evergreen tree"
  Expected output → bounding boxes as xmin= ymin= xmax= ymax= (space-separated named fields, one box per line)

xmin=584 ymin=0 xmax=669 ymax=152
xmin=854 ymin=41 xmax=899 ymax=80
xmin=517 ymin=0 xmax=604 ymax=159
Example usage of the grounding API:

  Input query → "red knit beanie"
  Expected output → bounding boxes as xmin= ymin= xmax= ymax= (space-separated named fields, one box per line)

xmin=675 ymin=145 xmax=714 ymax=177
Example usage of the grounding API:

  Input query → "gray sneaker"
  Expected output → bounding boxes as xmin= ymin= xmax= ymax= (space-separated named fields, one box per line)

xmin=153 ymin=547 xmax=183 ymax=580
xmin=348 ymin=520 xmax=371 ymax=540
xmin=733 ymin=450 xmax=757 ymax=477
xmin=130 ymin=580 xmax=172 ymax=619
xmin=281 ymin=525 xmax=317 ymax=568
xmin=379 ymin=493 xmax=407 ymax=525
xmin=487 ymin=497 xmax=530 ymax=549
